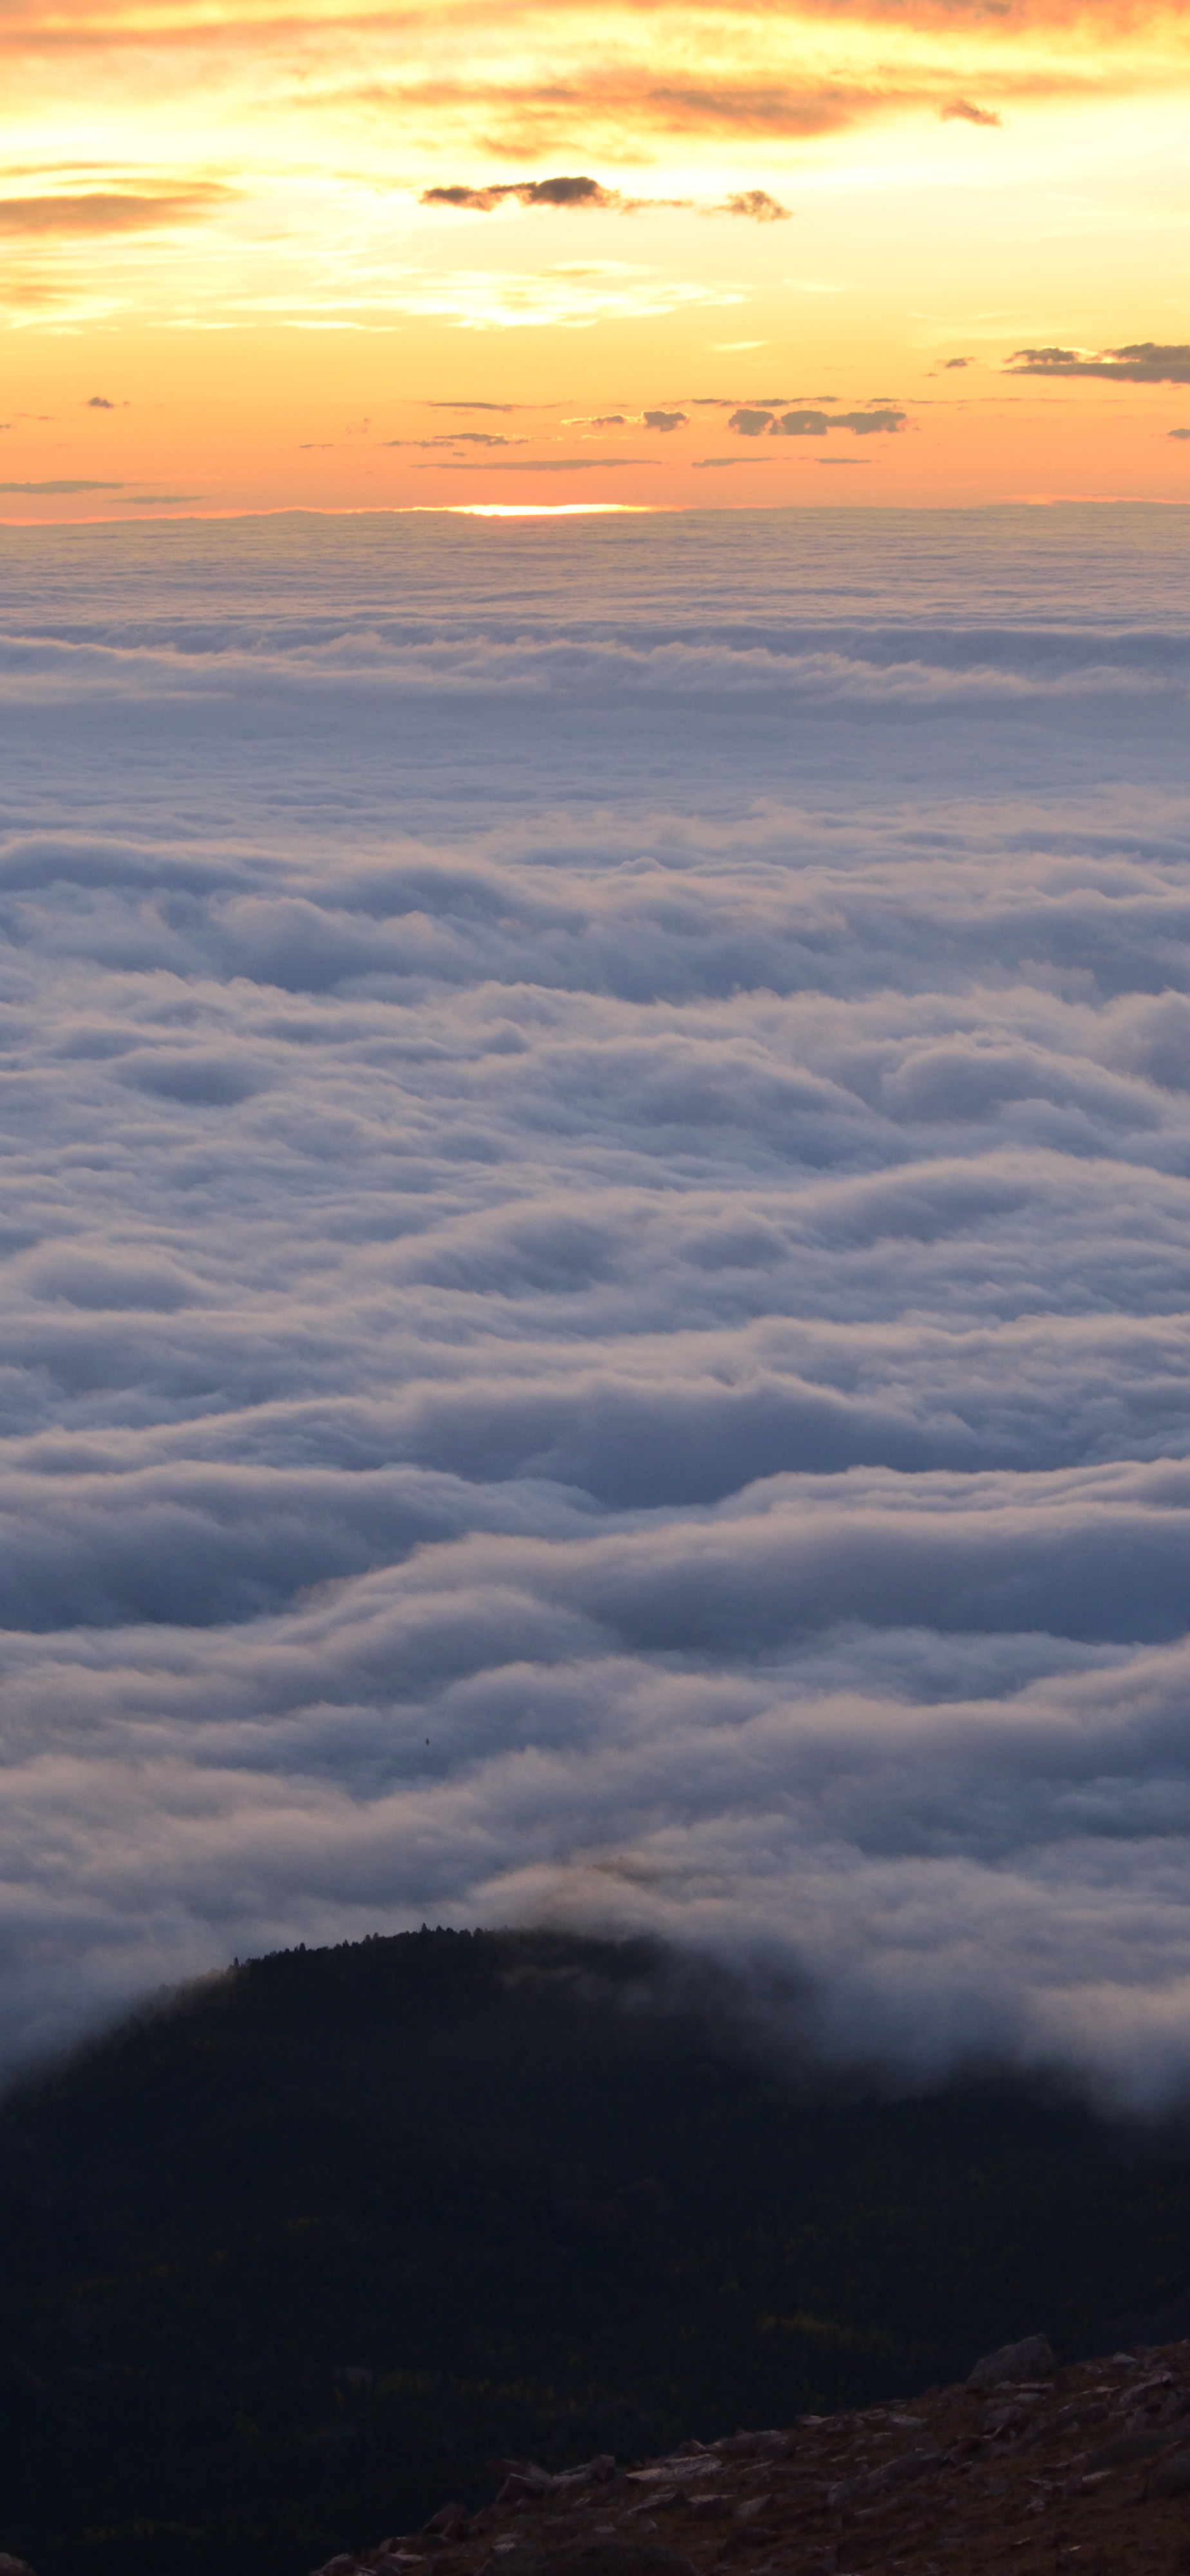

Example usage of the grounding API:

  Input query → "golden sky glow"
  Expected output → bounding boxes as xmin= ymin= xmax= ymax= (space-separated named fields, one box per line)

xmin=3 ymin=0 xmax=1190 ymax=513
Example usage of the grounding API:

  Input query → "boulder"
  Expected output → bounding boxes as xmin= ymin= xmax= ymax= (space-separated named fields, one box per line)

xmin=496 ymin=2475 xmax=556 ymax=2506
xmin=967 ymin=2334 xmax=1057 ymax=2391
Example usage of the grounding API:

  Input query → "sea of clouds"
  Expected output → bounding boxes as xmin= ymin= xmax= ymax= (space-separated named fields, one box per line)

xmin=3 ymin=502 xmax=1190 ymax=2105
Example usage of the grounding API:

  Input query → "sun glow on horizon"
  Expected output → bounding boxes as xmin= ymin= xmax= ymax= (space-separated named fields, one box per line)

xmin=444 ymin=500 xmax=661 ymax=516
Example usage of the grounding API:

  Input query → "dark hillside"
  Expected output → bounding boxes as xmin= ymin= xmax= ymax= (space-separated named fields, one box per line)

xmin=3 ymin=1927 xmax=1190 ymax=2576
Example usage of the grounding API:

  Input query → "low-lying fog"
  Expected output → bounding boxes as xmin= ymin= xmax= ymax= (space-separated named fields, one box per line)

xmin=3 ymin=504 xmax=1189 ymax=2107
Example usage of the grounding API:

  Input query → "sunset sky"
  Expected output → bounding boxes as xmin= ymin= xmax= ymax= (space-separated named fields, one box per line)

xmin=3 ymin=0 xmax=1190 ymax=516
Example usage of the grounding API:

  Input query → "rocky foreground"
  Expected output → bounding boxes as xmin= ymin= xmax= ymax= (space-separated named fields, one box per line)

xmin=314 ymin=2334 xmax=1190 ymax=2576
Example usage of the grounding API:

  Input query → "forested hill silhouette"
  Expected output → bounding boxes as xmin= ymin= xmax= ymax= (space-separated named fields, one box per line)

xmin=3 ymin=1926 xmax=1190 ymax=2576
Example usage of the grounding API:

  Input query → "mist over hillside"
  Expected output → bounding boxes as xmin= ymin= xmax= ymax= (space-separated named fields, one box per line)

xmin=4 ymin=1926 xmax=1190 ymax=2576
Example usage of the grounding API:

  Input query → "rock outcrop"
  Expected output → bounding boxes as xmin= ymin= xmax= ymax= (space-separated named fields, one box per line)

xmin=312 ymin=2335 xmax=1190 ymax=2576
xmin=966 ymin=2334 xmax=1057 ymax=2391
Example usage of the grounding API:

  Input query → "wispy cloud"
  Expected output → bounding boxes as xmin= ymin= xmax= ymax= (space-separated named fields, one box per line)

xmin=0 ymin=185 xmax=234 ymax=236
xmin=411 ymin=454 xmax=661 ymax=468
xmin=381 ymin=265 xmax=742 ymax=330
xmin=383 ymin=431 xmax=529 ymax=448
xmin=0 ymin=0 xmax=1177 ymax=209
xmin=0 ymin=477 xmax=127 ymax=493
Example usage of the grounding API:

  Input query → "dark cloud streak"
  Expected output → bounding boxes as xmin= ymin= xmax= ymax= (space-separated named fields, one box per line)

xmin=0 ymin=478 xmax=127 ymax=493
xmin=0 ymin=184 xmax=234 ymax=234
xmin=420 ymin=173 xmax=791 ymax=220
xmin=728 ymin=404 xmax=907 ymax=437
xmin=1007 ymin=342 xmax=1190 ymax=383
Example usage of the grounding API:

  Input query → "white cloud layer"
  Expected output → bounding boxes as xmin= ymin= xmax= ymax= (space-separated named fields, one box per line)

xmin=2 ymin=502 xmax=1190 ymax=2106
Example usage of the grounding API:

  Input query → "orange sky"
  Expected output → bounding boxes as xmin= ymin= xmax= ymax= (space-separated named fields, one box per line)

xmin=3 ymin=0 xmax=1190 ymax=516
